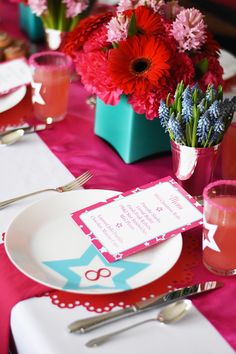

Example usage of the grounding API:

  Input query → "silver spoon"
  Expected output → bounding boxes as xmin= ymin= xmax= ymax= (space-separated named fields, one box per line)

xmin=0 ymin=129 xmax=25 ymax=146
xmin=85 ymin=299 xmax=192 ymax=348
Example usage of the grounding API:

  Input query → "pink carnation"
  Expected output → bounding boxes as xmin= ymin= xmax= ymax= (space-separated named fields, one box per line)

xmin=172 ymin=8 xmax=206 ymax=51
xmin=75 ymin=51 xmax=122 ymax=105
xmin=129 ymin=88 xmax=170 ymax=119
xmin=107 ymin=14 xmax=130 ymax=43
xmin=83 ymin=24 xmax=109 ymax=52
xmin=28 ymin=0 xmax=47 ymax=16
xmin=170 ymin=52 xmax=195 ymax=85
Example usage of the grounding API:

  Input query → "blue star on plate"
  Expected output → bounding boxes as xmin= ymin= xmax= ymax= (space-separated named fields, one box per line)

xmin=43 ymin=245 xmax=149 ymax=291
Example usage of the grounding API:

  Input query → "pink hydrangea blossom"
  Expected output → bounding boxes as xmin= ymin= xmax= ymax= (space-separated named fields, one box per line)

xmin=62 ymin=0 xmax=89 ymax=18
xmin=117 ymin=0 xmax=166 ymax=13
xmin=117 ymin=0 xmax=141 ymax=12
xmin=28 ymin=0 xmax=47 ymax=16
xmin=107 ymin=14 xmax=130 ymax=43
xmin=172 ymin=8 xmax=207 ymax=51
xmin=163 ymin=0 xmax=184 ymax=20
xmin=144 ymin=0 xmax=166 ymax=15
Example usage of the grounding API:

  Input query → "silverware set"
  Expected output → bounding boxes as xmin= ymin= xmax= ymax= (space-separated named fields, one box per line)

xmin=68 ymin=281 xmax=223 ymax=347
xmin=86 ymin=299 xmax=192 ymax=347
xmin=0 ymin=123 xmax=53 ymax=146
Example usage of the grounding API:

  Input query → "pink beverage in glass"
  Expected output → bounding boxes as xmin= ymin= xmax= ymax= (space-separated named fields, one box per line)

xmin=221 ymin=123 xmax=236 ymax=179
xmin=29 ymin=51 xmax=72 ymax=123
xmin=202 ymin=180 xmax=236 ymax=276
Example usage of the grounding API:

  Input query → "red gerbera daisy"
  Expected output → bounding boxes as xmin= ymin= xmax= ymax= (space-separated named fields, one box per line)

xmin=108 ymin=35 xmax=171 ymax=95
xmin=134 ymin=6 xmax=164 ymax=36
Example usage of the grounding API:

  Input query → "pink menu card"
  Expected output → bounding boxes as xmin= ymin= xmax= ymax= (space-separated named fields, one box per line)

xmin=72 ymin=177 xmax=203 ymax=262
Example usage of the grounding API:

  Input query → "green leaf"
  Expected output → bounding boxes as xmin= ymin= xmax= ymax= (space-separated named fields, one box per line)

xmin=191 ymin=105 xmax=200 ymax=147
xmin=194 ymin=58 xmax=209 ymax=80
xmin=204 ymin=127 xmax=213 ymax=147
xmin=217 ymin=85 xmax=223 ymax=101
xmin=199 ymin=58 xmax=209 ymax=73
xmin=178 ymin=80 xmax=184 ymax=96
xmin=128 ymin=12 xmax=137 ymax=36
xmin=166 ymin=93 xmax=171 ymax=107
xmin=192 ymin=89 xmax=198 ymax=105
xmin=185 ymin=123 xmax=192 ymax=146
xmin=177 ymin=97 xmax=182 ymax=114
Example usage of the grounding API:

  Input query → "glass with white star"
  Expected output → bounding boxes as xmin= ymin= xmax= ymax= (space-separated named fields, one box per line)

xmin=29 ymin=51 xmax=72 ymax=123
xmin=202 ymin=180 xmax=236 ymax=276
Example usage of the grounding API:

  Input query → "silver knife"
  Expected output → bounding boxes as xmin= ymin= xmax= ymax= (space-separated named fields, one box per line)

xmin=68 ymin=280 xmax=223 ymax=333
xmin=0 ymin=123 xmax=53 ymax=137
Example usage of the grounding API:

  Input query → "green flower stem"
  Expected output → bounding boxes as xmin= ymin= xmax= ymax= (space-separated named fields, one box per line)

xmin=41 ymin=14 xmax=52 ymax=28
xmin=69 ymin=15 xmax=81 ymax=31
xmin=57 ymin=2 xmax=67 ymax=31
xmin=47 ymin=0 xmax=58 ymax=29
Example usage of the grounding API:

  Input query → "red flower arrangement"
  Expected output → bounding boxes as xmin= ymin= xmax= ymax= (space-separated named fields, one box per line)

xmin=63 ymin=0 xmax=223 ymax=119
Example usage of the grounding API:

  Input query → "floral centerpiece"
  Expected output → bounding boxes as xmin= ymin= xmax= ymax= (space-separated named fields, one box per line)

xmin=63 ymin=0 xmax=224 ymax=119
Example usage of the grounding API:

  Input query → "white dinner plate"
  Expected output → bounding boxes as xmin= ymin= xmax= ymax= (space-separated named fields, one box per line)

xmin=0 ymin=85 xmax=27 ymax=113
xmin=220 ymin=49 xmax=236 ymax=80
xmin=5 ymin=189 xmax=183 ymax=294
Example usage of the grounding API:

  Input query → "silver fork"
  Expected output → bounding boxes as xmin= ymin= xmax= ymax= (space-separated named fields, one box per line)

xmin=0 ymin=170 xmax=92 ymax=209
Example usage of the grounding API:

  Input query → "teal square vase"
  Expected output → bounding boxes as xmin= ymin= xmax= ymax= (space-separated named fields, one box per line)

xmin=94 ymin=96 xmax=171 ymax=164
xmin=19 ymin=3 xmax=44 ymax=42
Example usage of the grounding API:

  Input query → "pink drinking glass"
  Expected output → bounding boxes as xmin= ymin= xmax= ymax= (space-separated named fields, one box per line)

xmin=202 ymin=180 xmax=236 ymax=276
xmin=29 ymin=51 xmax=72 ymax=123
xmin=221 ymin=123 xmax=236 ymax=179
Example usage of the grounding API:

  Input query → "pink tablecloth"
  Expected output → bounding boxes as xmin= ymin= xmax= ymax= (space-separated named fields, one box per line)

xmin=37 ymin=83 xmax=236 ymax=352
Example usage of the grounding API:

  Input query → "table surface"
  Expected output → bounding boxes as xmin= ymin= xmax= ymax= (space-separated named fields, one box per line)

xmin=0 ymin=2 xmax=236 ymax=354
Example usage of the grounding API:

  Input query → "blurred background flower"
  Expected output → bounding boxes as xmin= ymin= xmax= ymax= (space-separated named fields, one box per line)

xmin=11 ymin=0 xmax=96 ymax=31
